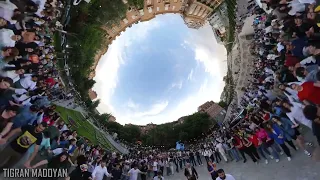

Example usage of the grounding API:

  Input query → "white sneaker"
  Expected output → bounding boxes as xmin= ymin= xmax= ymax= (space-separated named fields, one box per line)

xmin=269 ymin=155 xmax=274 ymax=159
xmin=305 ymin=142 xmax=313 ymax=147
xmin=304 ymin=150 xmax=312 ymax=157
xmin=265 ymin=159 xmax=268 ymax=164
xmin=275 ymin=159 xmax=280 ymax=163
xmin=280 ymin=151 xmax=284 ymax=155
xmin=287 ymin=157 xmax=291 ymax=161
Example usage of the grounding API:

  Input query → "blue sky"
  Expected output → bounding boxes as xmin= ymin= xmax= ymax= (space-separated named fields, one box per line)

xmin=93 ymin=14 xmax=227 ymax=125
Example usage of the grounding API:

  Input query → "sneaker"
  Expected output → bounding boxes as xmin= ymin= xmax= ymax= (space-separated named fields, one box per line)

xmin=287 ymin=157 xmax=291 ymax=161
xmin=304 ymin=150 xmax=312 ymax=157
xmin=279 ymin=151 xmax=284 ymax=155
xmin=269 ymin=155 xmax=274 ymax=159
xmin=306 ymin=142 xmax=313 ymax=147
xmin=243 ymin=159 xmax=247 ymax=163
xmin=275 ymin=159 xmax=280 ymax=163
xmin=255 ymin=162 xmax=258 ymax=165
xmin=265 ymin=159 xmax=268 ymax=164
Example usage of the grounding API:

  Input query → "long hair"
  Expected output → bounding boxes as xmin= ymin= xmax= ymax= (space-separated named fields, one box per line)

xmin=1 ymin=47 xmax=19 ymax=61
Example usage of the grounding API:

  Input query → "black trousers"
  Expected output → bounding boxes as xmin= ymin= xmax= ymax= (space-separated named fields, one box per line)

xmin=238 ymin=148 xmax=247 ymax=160
xmin=215 ymin=152 xmax=222 ymax=163
xmin=243 ymin=145 xmax=260 ymax=162
xmin=204 ymin=156 xmax=210 ymax=162
xmin=190 ymin=158 xmax=196 ymax=166
xmin=280 ymin=143 xmax=291 ymax=157
xmin=196 ymin=156 xmax=202 ymax=165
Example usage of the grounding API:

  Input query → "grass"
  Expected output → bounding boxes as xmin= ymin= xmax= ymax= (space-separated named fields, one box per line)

xmin=55 ymin=106 xmax=114 ymax=150
xmin=225 ymin=0 xmax=237 ymax=54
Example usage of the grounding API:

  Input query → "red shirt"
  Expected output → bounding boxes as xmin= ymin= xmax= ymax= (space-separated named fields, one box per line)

xmin=298 ymin=82 xmax=320 ymax=105
xmin=248 ymin=135 xmax=260 ymax=147
xmin=42 ymin=116 xmax=55 ymax=126
xmin=45 ymin=78 xmax=56 ymax=87
xmin=233 ymin=136 xmax=245 ymax=150
xmin=285 ymin=55 xmax=299 ymax=67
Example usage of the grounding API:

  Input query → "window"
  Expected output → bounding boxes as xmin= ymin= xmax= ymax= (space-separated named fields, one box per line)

xmin=111 ymin=29 xmax=115 ymax=34
xmin=172 ymin=5 xmax=175 ymax=10
xmin=157 ymin=6 xmax=160 ymax=11
xmin=147 ymin=0 xmax=152 ymax=5
xmin=123 ymin=18 xmax=128 ymax=24
xmin=132 ymin=15 xmax=136 ymax=19
xmin=165 ymin=4 xmax=169 ymax=10
xmin=148 ymin=7 xmax=153 ymax=13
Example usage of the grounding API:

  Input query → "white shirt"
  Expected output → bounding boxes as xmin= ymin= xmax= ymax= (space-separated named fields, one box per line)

xmin=0 ymin=70 xmax=20 ymax=83
xmin=153 ymin=161 xmax=158 ymax=171
xmin=216 ymin=143 xmax=225 ymax=152
xmin=92 ymin=165 xmax=110 ymax=180
xmin=19 ymin=76 xmax=37 ymax=90
xmin=128 ymin=168 xmax=141 ymax=180
xmin=216 ymin=174 xmax=236 ymax=180
xmin=0 ymin=29 xmax=15 ymax=47
xmin=59 ymin=124 xmax=69 ymax=132
xmin=286 ymin=102 xmax=312 ymax=129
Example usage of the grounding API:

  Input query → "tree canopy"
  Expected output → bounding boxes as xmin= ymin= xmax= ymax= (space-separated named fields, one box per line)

xmin=103 ymin=112 xmax=216 ymax=148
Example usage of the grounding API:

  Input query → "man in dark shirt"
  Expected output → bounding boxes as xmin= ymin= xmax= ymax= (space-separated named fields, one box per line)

xmin=111 ymin=164 xmax=122 ymax=180
xmin=0 ymin=122 xmax=47 ymax=169
xmin=69 ymin=164 xmax=92 ymax=180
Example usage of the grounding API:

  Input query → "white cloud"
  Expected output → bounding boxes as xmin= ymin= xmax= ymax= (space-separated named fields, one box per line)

xmin=187 ymin=69 xmax=194 ymax=81
xmin=133 ymin=101 xmax=169 ymax=117
xmin=127 ymin=98 xmax=139 ymax=110
xmin=170 ymin=81 xmax=183 ymax=90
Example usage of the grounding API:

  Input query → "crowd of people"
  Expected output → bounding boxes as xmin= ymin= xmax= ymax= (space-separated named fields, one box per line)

xmin=1 ymin=0 xmax=320 ymax=180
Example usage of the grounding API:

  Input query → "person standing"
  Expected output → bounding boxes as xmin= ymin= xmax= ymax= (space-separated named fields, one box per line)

xmin=92 ymin=160 xmax=112 ymax=180
xmin=215 ymin=141 xmax=228 ymax=162
xmin=196 ymin=150 xmax=203 ymax=165
xmin=189 ymin=150 xmax=197 ymax=166
xmin=203 ymin=148 xmax=210 ymax=162
xmin=184 ymin=163 xmax=198 ymax=180
xmin=216 ymin=169 xmax=236 ymax=180
xmin=165 ymin=158 xmax=170 ymax=176
xmin=128 ymin=165 xmax=146 ymax=180
xmin=207 ymin=161 xmax=218 ymax=180
xmin=110 ymin=164 xmax=122 ymax=180
xmin=152 ymin=158 xmax=158 ymax=177
xmin=140 ymin=161 xmax=148 ymax=180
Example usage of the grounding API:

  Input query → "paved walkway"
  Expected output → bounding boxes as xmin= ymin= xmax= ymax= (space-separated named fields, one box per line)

xmin=165 ymin=131 xmax=320 ymax=180
xmin=165 ymin=152 xmax=320 ymax=180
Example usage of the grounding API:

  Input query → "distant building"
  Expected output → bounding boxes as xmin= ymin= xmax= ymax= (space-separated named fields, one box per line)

xmin=88 ymin=89 xmax=97 ymax=100
xmin=198 ymin=101 xmax=226 ymax=124
xmin=139 ymin=123 xmax=157 ymax=134
xmin=208 ymin=2 xmax=228 ymax=44
xmin=109 ymin=116 xmax=116 ymax=122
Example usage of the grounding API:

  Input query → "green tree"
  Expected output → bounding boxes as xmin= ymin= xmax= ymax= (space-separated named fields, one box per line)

xmin=218 ymin=101 xmax=228 ymax=109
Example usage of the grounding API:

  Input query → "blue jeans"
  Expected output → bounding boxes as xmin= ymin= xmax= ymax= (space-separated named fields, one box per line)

xmin=257 ymin=145 xmax=269 ymax=159
xmin=230 ymin=148 xmax=240 ymax=161
xmin=268 ymin=143 xmax=280 ymax=160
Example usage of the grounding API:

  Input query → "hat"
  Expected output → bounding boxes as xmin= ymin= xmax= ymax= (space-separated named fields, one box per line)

xmin=263 ymin=113 xmax=271 ymax=121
